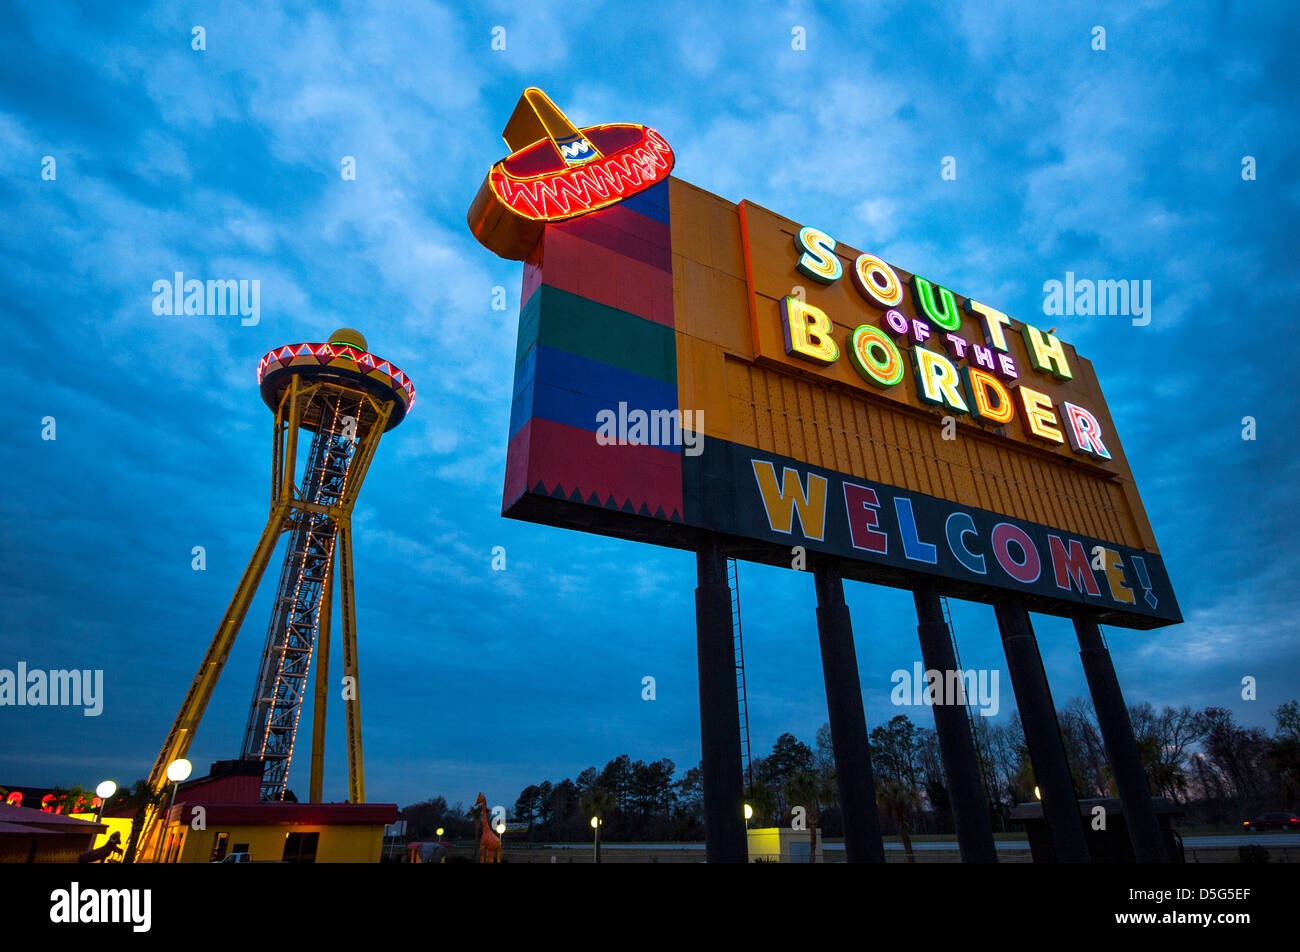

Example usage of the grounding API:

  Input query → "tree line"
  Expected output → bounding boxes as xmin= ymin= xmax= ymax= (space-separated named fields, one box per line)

xmin=397 ymin=698 xmax=1300 ymax=842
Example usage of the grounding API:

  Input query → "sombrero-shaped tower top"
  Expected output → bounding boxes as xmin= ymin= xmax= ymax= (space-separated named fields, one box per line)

xmin=256 ymin=327 xmax=415 ymax=432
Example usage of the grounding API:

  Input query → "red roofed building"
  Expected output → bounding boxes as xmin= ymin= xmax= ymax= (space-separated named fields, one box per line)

xmin=154 ymin=759 xmax=397 ymax=863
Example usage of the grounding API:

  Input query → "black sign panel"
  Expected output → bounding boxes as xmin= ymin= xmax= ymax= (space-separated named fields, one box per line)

xmin=684 ymin=436 xmax=1180 ymax=628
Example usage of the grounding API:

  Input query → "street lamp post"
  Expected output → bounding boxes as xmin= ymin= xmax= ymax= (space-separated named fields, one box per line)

xmin=94 ymin=780 xmax=117 ymax=824
xmin=162 ymin=758 xmax=192 ymax=863
xmin=590 ymin=816 xmax=601 ymax=864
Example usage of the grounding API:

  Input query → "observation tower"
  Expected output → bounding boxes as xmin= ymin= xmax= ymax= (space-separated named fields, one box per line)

xmin=127 ymin=328 xmax=414 ymax=860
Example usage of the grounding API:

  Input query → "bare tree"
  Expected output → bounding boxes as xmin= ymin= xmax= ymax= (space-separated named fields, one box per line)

xmin=1129 ymin=702 xmax=1205 ymax=803
xmin=1059 ymin=697 xmax=1108 ymax=797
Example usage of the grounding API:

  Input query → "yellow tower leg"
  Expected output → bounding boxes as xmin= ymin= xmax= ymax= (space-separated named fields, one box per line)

xmin=337 ymin=520 xmax=365 ymax=804
xmin=130 ymin=502 xmax=290 ymax=861
xmin=128 ymin=377 xmax=308 ymax=862
xmin=331 ymin=402 xmax=390 ymax=805
xmin=308 ymin=557 xmax=334 ymax=803
xmin=129 ymin=382 xmax=396 ymax=856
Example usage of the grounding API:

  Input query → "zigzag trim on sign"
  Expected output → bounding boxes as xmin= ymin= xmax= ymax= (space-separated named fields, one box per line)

xmin=532 ymin=480 xmax=682 ymax=523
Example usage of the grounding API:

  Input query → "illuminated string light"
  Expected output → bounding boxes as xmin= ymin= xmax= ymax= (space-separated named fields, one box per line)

xmin=257 ymin=393 xmax=362 ymax=800
xmin=258 ymin=343 xmax=416 ymax=411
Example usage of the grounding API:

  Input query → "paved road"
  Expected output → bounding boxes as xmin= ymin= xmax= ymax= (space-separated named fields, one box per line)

xmin=1179 ymin=833 xmax=1298 ymax=848
xmin=543 ymin=832 xmax=1299 ymax=852
xmin=851 ymin=834 xmax=1298 ymax=851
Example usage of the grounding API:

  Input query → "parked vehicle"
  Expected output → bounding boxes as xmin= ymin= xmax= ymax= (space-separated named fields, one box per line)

xmin=213 ymin=851 xmax=253 ymax=863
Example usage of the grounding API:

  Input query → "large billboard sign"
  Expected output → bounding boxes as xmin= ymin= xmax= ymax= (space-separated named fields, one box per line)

xmin=469 ymin=90 xmax=1179 ymax=630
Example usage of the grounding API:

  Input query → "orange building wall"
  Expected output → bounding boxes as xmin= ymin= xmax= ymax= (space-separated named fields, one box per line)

xmin=668 ymin=178 xmax=1159 ymax=553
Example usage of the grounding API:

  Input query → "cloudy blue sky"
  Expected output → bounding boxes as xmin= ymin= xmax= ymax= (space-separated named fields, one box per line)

xmin=1 ymin=0 xmax=1296 ymax=812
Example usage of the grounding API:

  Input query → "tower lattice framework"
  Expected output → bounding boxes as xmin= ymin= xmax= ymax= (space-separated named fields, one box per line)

xmin=241 ymin=386 xmax=361 ymax=801
xmin=126 ymin=329 xmax=414 ymax=862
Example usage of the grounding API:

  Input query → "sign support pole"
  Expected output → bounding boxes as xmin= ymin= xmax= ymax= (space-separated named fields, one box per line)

xmin=913 ymin=581 xmax=998 ymax=862
xmin=812 ymin=563 xmax=886 ymax=863
xmin=1074 ymin=616 xmax=1169 ymax=862
xmin=695 ymin=536 xmax=748 ymax=863
xmin=993 ymin=598 xmax=1091 ymax=862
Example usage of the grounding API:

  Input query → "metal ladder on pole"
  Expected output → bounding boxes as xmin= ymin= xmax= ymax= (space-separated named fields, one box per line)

xmin=728 ymin=558 xmax=753 ymax=789
xmin=940 ymin=596 xmax=1002 ymax=830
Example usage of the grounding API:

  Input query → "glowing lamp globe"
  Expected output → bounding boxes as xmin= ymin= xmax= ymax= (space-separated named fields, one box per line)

xmin=96 ymin=780 xmax=117 ymax=800
xmin=166 ymin=758 xmax=192 ymax=783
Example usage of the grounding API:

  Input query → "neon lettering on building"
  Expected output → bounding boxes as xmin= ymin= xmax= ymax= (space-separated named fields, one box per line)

xmin=775 ymin=223 xmax=1119 ymax=462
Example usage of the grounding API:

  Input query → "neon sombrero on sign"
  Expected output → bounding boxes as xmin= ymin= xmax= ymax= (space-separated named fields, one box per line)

xmin=468 ymin=88 xmax=675 ymax=260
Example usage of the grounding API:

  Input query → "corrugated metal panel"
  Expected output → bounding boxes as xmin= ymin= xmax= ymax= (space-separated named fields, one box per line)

xmin=723 ymin=356 xmax=1143 ymax=548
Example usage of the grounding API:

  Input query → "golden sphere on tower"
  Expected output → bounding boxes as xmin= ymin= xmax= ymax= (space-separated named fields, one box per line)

xmin=329 ymin=327 xmax=368 ymax=352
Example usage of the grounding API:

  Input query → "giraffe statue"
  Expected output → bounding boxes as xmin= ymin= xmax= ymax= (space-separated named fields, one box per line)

xmin=474 ymin=792 xmax=501 ymax=863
